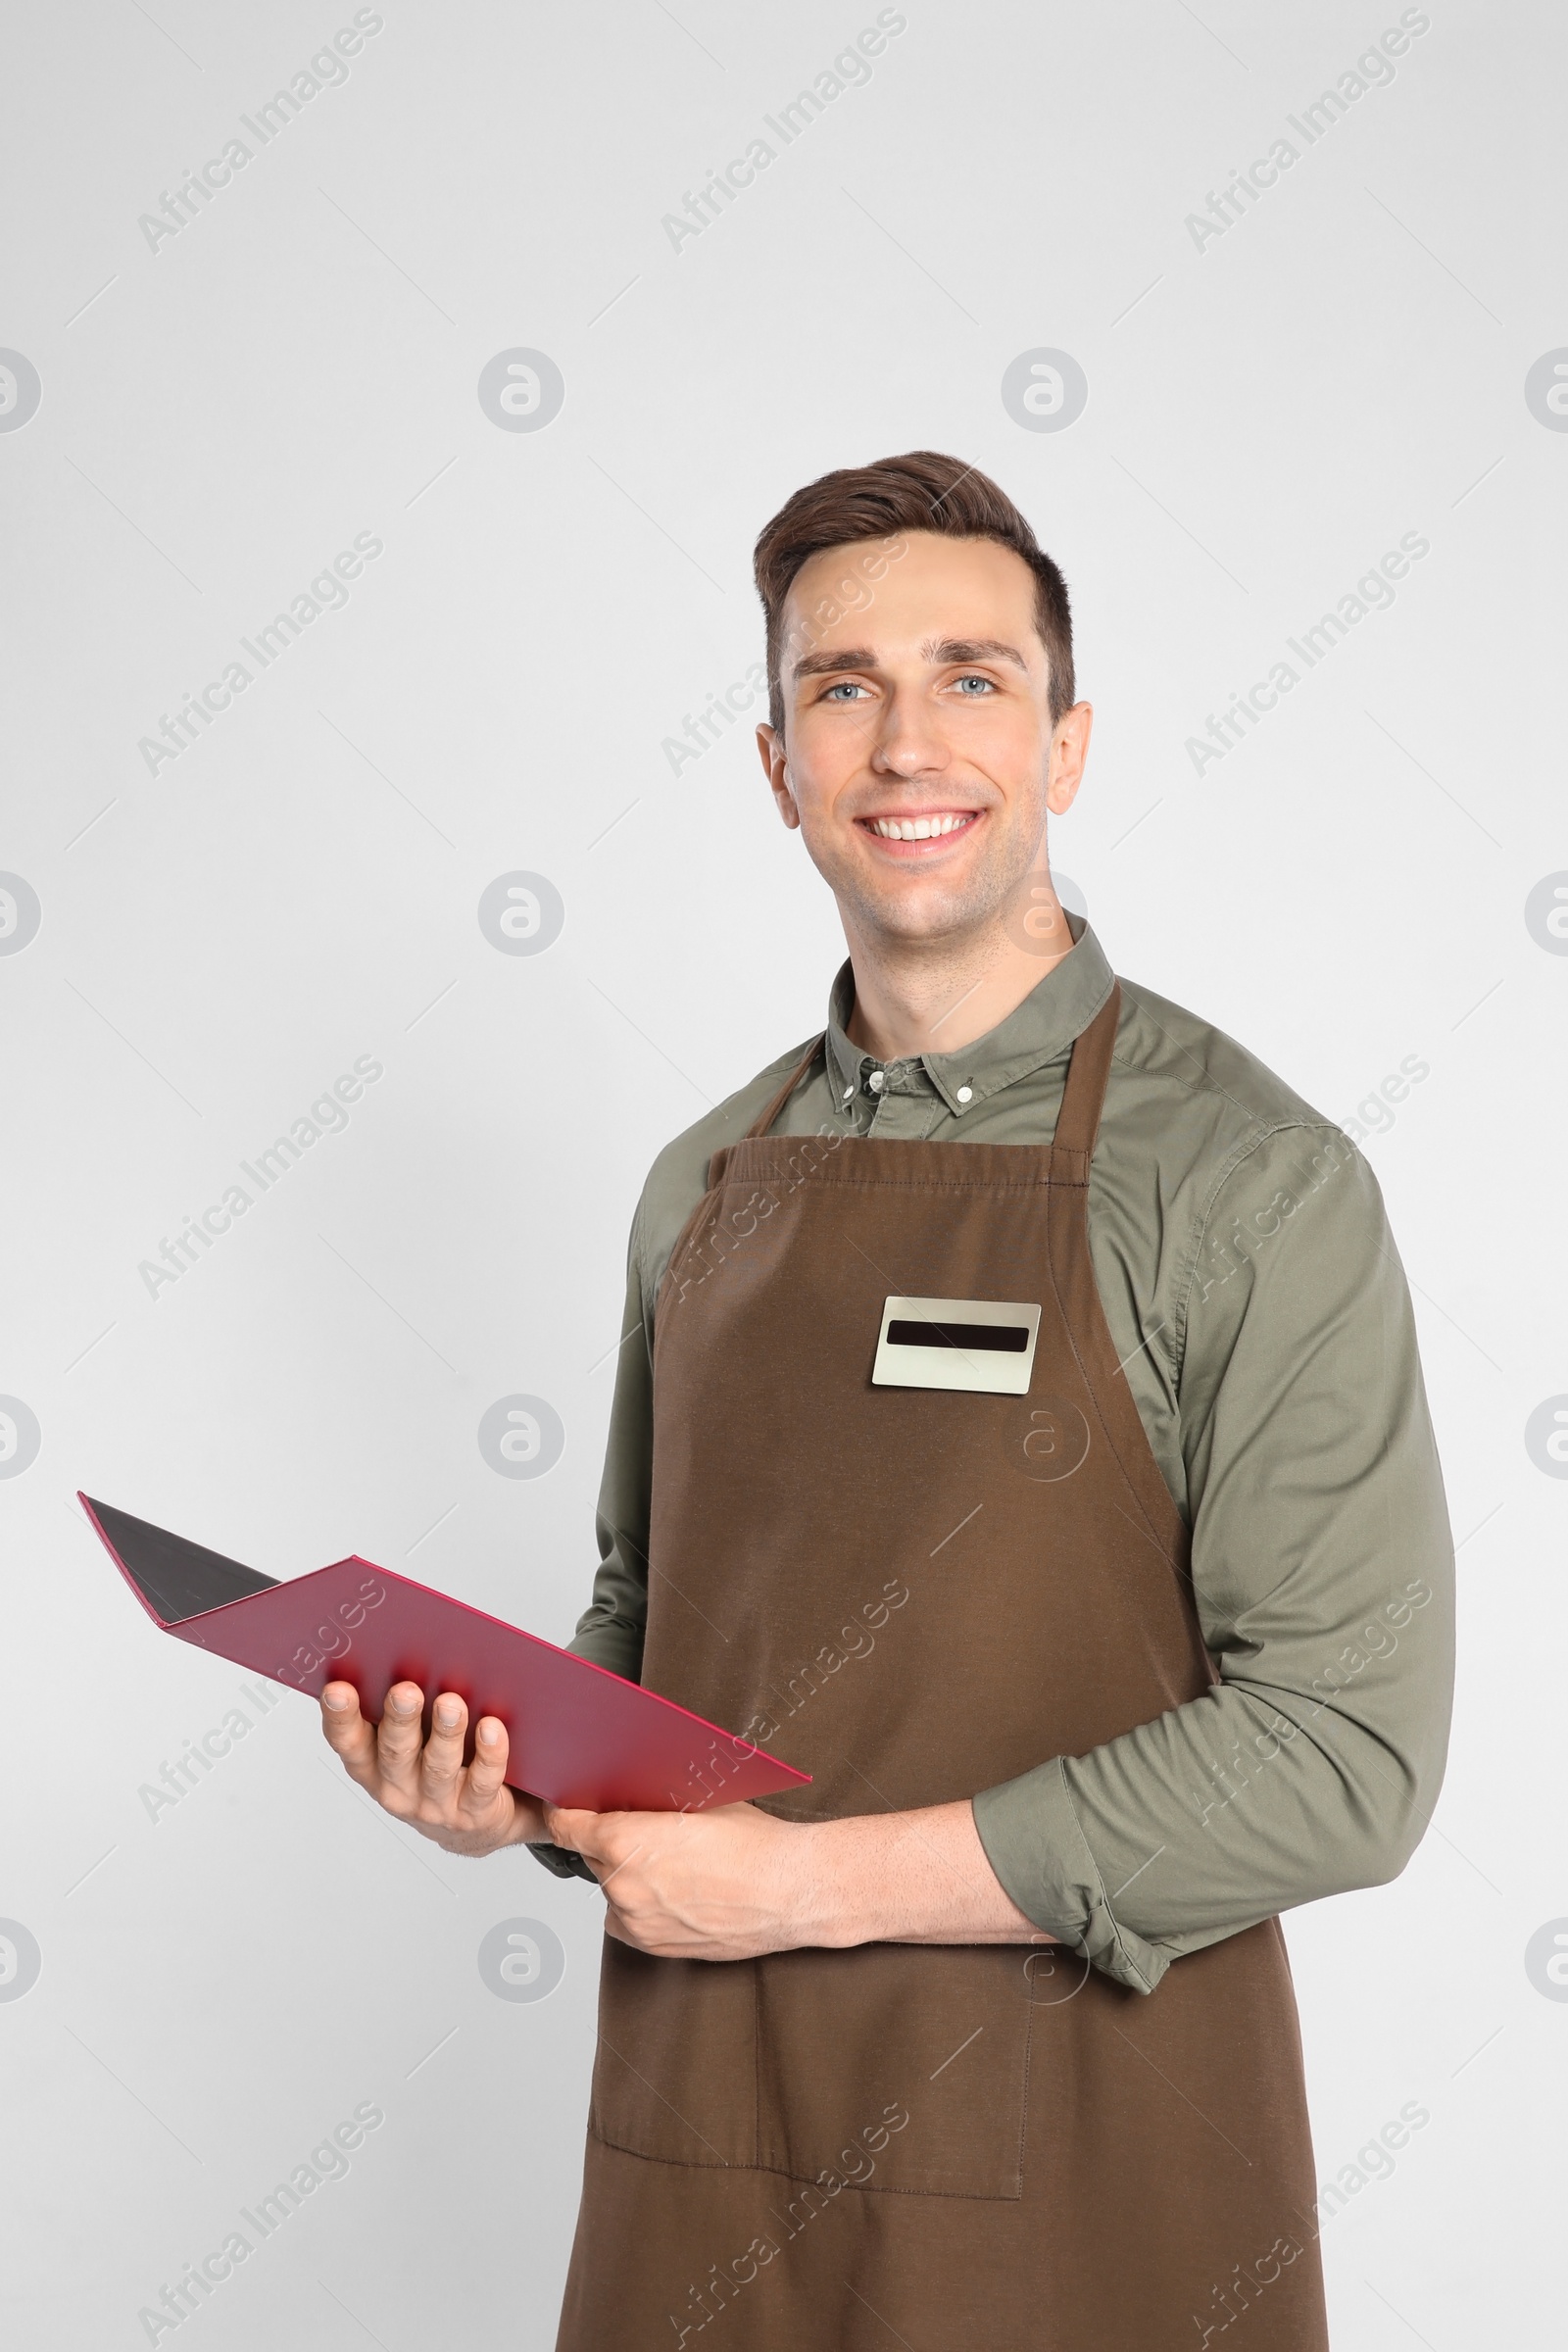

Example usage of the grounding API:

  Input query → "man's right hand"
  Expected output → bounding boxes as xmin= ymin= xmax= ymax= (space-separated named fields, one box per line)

xmin=319 ymin=1680 xmax=550 ymax=1857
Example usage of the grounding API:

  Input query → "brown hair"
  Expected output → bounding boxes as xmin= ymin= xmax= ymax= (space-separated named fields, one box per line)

xmin=752 ymin=449 xmax=1075 ymax=733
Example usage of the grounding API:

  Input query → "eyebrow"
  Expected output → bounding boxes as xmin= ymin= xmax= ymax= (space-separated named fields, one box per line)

xmin=923 ymin=636 xmax=1030 ymax=672
xmin=790 ymin=636 xmax=1030 ymax=683
xmin=791 ymin=648 xmax=876 ymax=682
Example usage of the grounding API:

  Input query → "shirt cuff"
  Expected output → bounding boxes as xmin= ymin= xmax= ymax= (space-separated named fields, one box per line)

xmin=524 ymin=1838 xmax=597 ymax=1883
xmin=971 ymin=1760 xmax=1176 ymax=1995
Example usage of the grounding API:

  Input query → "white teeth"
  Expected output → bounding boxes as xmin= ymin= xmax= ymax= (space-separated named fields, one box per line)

xmin=869 ymin=812 xmax=974 ymax=840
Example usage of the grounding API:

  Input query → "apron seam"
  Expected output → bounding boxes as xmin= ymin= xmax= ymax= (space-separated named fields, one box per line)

xmin=753 ymin=1953 xmax=761 ymax=2172
xmin=586 ymin=2123 xmax=1027 ymax=2200
xmin=723 ymin=1159 xmax=1062 ymax=1184
xmin=1045 ymin=1184 xmax=1185 ymax=1573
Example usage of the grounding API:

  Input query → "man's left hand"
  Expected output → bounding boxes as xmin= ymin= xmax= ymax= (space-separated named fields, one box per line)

xmin=543 ymin=1799 xmax=815 ymax=1960
xmin=541 ymin=1795 xmax=1051 ymax=1960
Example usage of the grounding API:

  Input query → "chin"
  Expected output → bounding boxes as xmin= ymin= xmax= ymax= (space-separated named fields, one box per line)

xmin=854 ymin=876 xmax=996 ymax=945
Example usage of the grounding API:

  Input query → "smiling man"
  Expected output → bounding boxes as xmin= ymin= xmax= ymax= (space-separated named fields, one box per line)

xmin=321 ymin=452 xmax=1454 ymax=2348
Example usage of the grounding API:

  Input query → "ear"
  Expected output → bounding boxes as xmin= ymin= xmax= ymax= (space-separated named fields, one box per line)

xmin=758 ymin=722 xmax=801 ymax=830
xmin=1047 ymin=702 xmax=1093 ymax=815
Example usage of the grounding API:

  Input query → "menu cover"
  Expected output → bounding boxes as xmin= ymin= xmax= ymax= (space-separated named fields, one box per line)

xmin=80 ymin=1494 xmax=809 ymax=1815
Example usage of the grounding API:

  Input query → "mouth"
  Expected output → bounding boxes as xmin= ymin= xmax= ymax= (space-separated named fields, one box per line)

xmin=856 ymin=808 xmax=984 ymax=852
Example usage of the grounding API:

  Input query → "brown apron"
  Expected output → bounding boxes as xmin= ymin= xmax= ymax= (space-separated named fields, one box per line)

xmin=557 ymin=986 xmax=1328 ymax=2350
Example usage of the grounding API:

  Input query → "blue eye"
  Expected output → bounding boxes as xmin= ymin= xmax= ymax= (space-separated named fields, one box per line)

xmin=954 ymin=673 xmax=994 ymax=694
xmin=823 ymin=681 xmax=868 ymax=700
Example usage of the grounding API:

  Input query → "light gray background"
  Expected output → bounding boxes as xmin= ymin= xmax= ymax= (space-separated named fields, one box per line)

xmin=3 ymin=1 xmax=1564 ymax=2344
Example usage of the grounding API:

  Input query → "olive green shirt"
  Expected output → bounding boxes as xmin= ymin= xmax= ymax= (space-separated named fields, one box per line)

xmin=532 ymin=919 xmax=1454 ymax=1994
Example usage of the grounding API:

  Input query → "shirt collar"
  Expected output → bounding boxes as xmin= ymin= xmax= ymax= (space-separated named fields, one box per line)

xmin=823 ymin=914 xmax=1116 ymax=1116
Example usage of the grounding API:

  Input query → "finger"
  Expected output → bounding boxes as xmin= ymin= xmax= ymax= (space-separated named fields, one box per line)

xmin=374 ymin=1683 xmax=428 ymax=1789
xmin=460 ymin=1715 xmax=512 ymax=1810
xmin=543 ymin=1803 xmax=602 ymax=1853
xmin=418 ymin=1691 xmax=469 ymax=1800
xmin=319 ymin=1683 xmax=376 ymax=1775
xmin=547 ymin=1808 xmax=650 ymax=1889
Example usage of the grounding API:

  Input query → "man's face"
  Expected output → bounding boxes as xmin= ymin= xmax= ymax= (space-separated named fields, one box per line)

xmin=757 ymin=531 xmax=1090 ymax=949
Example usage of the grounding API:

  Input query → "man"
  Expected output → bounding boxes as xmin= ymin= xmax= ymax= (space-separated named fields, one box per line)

xmin=322 ymin=452 xmax=1454 ymax=2347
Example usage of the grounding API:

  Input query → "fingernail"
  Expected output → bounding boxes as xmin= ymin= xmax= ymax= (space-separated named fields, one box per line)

xmin=477 ymin=1722 xmax=498 ymax=1745
xmin=322 ymin=1690 xmax=350 ymax=1712
xmin=435 ymin=1703 xmax=460 ymax=1730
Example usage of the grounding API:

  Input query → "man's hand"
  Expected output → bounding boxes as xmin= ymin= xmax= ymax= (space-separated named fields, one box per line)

xmin=320 ymin=1681 xmax=549 ymax=1857
xmin=542 ymin=1797 xmax=814 ymax=1960
xmin=541 ymin=1794 xmax=1052 ymax=1960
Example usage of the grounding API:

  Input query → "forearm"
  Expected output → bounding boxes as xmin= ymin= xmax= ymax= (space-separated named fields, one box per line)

xmin=800 ymin=1799 xmax=1054 ymax=1947
xmin=973 ymin=1625 xmax=1446 ymax=1987
xmin=539 ymin=1793 xmax=1055 ymax=1959
xmin=1061 ymin=1636 xmax=1443 ymax=1944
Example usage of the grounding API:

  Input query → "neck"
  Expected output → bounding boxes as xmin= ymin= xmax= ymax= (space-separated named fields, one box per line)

xmin=842 ymin=894 xmax=1075 ymax=1060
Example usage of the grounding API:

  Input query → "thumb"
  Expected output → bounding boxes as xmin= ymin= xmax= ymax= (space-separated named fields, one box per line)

xmin=543 ymin=1802 xmax=602 ymax=1851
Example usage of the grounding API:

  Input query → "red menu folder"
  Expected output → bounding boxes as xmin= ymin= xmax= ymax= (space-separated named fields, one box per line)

xmin=81 ymin=1494 xmax=809 ymax=1814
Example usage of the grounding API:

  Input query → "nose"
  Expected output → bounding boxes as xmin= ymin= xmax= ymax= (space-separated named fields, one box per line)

xmin=871 ymin=685 xmax=950 ymax=778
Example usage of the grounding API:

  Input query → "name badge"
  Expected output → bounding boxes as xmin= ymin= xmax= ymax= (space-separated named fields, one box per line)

xmin=871 ymin=1297 xmax=1042 ymax=1396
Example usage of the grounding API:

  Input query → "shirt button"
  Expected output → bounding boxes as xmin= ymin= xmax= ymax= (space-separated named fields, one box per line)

xmin=956 ymin=1086 xmax=973 ymax=1105
xmin=867 ymin=1070 xmax=886 ymax=1094
xmin=842 ymin=1085 xmax=854 ymax=1102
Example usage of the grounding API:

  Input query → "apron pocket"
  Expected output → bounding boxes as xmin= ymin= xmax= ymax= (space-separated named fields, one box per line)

xmin=588 ymin=1934 xmax=759 ymax=2169
xmin=756 ymin=1942 xmax=1034 ymax=2199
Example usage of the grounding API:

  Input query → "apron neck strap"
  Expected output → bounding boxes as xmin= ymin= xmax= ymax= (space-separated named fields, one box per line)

xmin=1050 ymin=981 xmax=1122 ymax=1182
xmin=745 ymin=1036 xmax=827 ymax=1140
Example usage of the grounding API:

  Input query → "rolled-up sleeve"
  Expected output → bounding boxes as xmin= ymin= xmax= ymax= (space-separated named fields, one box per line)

xmin=972 ymin=1124 xmax=1455 ymax=1992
